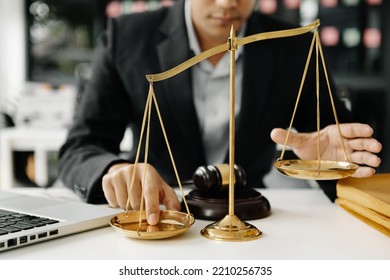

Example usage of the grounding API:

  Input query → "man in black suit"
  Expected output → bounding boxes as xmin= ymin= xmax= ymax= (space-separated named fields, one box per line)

xmin=58 ymin=0 xmax=382 ymax=225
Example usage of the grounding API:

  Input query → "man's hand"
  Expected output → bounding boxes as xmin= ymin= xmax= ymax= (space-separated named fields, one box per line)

xmin=102 ymin=163 xmax=180 ymax=225
xmin=270 ymin=123 xmax=382 ymax=177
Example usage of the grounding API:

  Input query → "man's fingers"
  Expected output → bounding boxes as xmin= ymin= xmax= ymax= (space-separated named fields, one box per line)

xmin=160 ymin=184 xmax=181 ymax=211
xmin=143 ymin=182 xmax=160 ymax=225
xmin=349 ymin=151 xmax=382 ymax=168
xmin=101 ymin=177 xmax=119 ymax=208
xmin=270 ymin=128 xmax=305 ymax=149
xmin=102 ymin=163 xmax=180 ymax=226
xmin=270 ymin=128 xmax=286 ymax=145
xmin=351 ymin=166 xmax=376 ymax=178
xmin=142 ymin=166 xmax=167 ymax=225
xmin=338 ymin=123 xmax=374 ymax=139
xmin=102 ymin=165 xmax=143 ymax=210
xmin=347 ymin=138 xmax=382 ymax=154
xmin=143 ymin=175 xmax=180 ymax=225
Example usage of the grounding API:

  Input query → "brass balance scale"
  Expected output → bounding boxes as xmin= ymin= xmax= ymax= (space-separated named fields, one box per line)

xmin=110 ymin=19 xmax=359 ymax=241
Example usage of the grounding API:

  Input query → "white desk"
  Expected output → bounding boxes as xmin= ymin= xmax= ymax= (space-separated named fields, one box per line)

xmin=0 ymin=188 xmax=388 ymax=260
xmin=0 ymin=127 xmax=67 ymax=188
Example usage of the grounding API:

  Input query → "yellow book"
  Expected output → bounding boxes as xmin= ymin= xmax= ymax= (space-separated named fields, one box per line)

xmin=336 ymin=198 xmax=390 ymax=237
xmin=336 ymin=173 xmax=390 ymax=237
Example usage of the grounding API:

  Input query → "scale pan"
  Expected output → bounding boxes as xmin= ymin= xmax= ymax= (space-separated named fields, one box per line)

xmin=274 ymin=159 xmax=359 ymax=180
xmin=110 ymin=210 xmax=194 ymax=240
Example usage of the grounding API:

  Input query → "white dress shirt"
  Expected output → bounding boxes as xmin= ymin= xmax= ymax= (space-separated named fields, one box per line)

xmin=184 ymin=0 xmax=245 ymax=165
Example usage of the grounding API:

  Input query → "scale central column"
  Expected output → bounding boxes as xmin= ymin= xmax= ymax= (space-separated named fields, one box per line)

xmin=201 ymin=26 xmax=262 ymax=241
xmin=228 ymin=25 xmax=237 ymax=217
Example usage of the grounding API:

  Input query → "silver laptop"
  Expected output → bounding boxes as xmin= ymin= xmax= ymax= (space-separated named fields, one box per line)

xmin=0 ymin=190 xmax=122 ymax=252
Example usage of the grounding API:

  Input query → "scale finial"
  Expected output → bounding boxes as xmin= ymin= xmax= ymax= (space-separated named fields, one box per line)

xmin=230 ymin=24 xmax=236 ymax=38
xmin=228 ymin=25 xmax=238 ymax=51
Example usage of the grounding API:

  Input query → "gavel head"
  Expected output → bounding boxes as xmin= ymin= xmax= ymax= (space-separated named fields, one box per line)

xmin=193 ymin=164 xmax=247 ymax=192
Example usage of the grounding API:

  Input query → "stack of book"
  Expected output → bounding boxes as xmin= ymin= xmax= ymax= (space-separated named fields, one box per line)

xmin=336 ymin=173 xmax=390 ymax=237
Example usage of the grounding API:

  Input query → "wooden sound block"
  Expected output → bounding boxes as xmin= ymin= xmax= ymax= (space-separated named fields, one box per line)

xmin=182 ymin=188 xmax=271 ymax=221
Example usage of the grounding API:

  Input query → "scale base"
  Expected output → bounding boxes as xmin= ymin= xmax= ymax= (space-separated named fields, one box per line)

xmin=182 ymin=188 xmax=271 ymax=221
xmin=201 ymin=214 xmax=262 ymax=241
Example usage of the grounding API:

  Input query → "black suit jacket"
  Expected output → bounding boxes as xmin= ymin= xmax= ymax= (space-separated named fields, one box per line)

xmin=58 ymin=0 xmax=351 ymax=203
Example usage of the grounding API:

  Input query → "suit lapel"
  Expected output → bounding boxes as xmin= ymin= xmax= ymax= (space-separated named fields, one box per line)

xmin=154 ymin=0 xmax=205 ymax=163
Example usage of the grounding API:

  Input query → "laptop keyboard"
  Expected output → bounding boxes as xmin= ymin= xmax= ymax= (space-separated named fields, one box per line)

xmin=0 ymin=209 xmax=60 ymax=236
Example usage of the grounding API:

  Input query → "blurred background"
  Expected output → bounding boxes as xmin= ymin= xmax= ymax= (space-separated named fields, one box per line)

xmin=0 ymin=0 xmax=389 ymax=189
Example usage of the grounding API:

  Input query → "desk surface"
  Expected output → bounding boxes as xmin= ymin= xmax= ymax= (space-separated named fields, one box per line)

xmin=1 ymin=188 xmax=389 ymax=260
